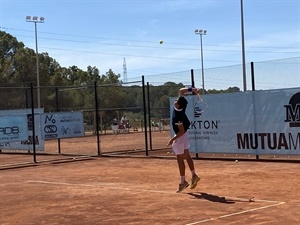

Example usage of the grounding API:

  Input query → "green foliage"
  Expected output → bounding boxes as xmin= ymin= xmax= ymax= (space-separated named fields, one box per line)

xmin=206 ymin=86 xmax=240 ymax=94
xmin=0 ymin=31 xmax=26 ymax=85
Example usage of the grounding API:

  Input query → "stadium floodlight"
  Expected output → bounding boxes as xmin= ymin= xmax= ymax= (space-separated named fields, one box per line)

xmin=26 ymin=16 xmax=45 ymax=108
xmin=195 ymin=29 xmax=207 ymax=95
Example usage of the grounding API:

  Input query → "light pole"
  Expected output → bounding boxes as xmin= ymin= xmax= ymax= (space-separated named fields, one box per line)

xmin=240 ymin=0 xmax=247 ymax=92
xmin=26 ymin=16 xmax=45 ymax=108
xmin=195 ymin=29 xmax=207 ymax=95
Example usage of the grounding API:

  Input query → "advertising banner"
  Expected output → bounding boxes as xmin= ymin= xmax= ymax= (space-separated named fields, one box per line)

xmin=0 ymin=109 xmax=44 ymax=150
xmin=0 ymin=115 xmax=28 ymax=142
xmin=41 ymin=111 xmax=84 ymax=140
xmin=170 ymin=88 xmax=300 ymax=155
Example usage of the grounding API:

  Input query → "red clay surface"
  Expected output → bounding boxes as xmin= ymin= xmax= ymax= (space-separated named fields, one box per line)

xmin=0 ymin=155 xmax=299 ymax=225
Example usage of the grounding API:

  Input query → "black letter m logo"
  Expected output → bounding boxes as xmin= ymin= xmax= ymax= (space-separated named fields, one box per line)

xmin=284 ymin=104 xmax=300 ymax=127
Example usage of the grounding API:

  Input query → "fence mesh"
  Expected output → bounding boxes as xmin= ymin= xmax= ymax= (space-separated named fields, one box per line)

xmin=138 ymin=57 xmax=300 ymax=91
xmin=0 ymin=58 xmax=299 ymax=168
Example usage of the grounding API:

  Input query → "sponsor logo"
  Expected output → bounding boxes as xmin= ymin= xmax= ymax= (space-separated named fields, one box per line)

xmin=0 ymin=126 xmax=19 ymax=135
xmin=190 ymin=120 xmax=219 ymax=130
xmin=237 ymin=133 xmax=299 ymax=150
xmin=44 ymin=125 xmax=57 ymax=133
xmin=284 ymin=92 xmax=300 ymax=127
xmin=237 ymin=91 xmax=300 ymax=151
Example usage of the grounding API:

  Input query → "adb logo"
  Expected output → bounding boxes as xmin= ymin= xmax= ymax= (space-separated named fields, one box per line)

xmin=284 ymin=92 xmax=300 ymax=127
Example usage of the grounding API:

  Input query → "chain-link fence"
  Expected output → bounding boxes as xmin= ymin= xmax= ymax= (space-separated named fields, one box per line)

xmin=0 ymin=57 xmax=299 ymax=168
xmin=0 ymin=80 xmax=151 ymax=166
xmin=138 ymin=57 xmax=300 ymax=91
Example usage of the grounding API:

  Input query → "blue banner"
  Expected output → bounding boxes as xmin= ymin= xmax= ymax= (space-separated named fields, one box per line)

xmin=0 ymin=115 xmax=28 ymax=142
xmin=0 ymin=109 xmax=44 ymax=150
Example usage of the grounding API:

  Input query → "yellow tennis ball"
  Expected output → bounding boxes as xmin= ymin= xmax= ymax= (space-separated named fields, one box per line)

xmin=159 ymin=40 xmax=163 ymax=44
xmin=235 ymin=160 xmax=239 ymax=163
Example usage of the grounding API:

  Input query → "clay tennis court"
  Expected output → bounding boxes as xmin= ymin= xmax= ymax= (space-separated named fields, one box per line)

xmin=0 ymin=144 xmax=299 ymax=225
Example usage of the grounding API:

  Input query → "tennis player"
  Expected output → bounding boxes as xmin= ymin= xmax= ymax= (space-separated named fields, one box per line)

xmin=167 ymin=87 xmax=201 ymax=193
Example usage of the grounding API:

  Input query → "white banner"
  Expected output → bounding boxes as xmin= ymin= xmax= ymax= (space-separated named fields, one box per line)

xmin=41 ymin=111 xmax=84 ymax=140
xmin=170 ymin=88 xmax=300 ymax=155
xmin=0 ymin=109 xmax=44 ymax=150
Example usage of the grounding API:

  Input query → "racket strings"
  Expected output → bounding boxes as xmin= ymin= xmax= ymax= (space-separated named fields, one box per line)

xmin=194 ymin=95 xmax=208 ymax=114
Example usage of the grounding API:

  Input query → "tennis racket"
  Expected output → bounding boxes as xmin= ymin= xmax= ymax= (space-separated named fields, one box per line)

xmin=194 ymin=94 xmax=208 ymax=117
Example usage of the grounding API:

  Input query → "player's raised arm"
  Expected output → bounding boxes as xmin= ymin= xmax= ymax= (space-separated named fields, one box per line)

xmin=179 ymin=87 xmax=200 ymax=96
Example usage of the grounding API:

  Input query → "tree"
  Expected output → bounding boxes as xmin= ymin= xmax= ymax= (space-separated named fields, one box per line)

xmin=0 ymin=31 xmax=26 ymax=85
xmin=13 ymin=47 xmax=36 ymax=86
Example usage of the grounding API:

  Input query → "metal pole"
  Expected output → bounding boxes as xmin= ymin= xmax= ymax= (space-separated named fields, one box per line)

xmin=142 ymin=76 xmax=148 ymax=156
xmin=200 ymin=34 xmax=205 ymax=95
xmin=30 ymin=83 xmax=37 ymax=163
xmin=55 ymin=87 xmax=61 ymax=154
xmin=251 ymin=62 xmax=255 ymax=91
xmin=191 ymin=69 xmax=195 ymax=88
xmin=34 ymin=22 xmax=41 ymax=108
xmin=191 ymin=69 xmax=198 ymax=158
xmin=147 ymin=82 xmax=152 ymax=151
xmin=240 ymin=0 xmax=247 ymax=92
xmin=94 ymin=81 xmax=101 ymax=155
xmin=195 ymin=29 xmax=206 ymax=94
xmin=250 ymin=62 xmax=259 ymax=160
xmin=27 ymin=16 xmax=44 ymax=107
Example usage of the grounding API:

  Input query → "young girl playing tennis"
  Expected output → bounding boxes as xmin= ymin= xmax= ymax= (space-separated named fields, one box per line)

xmin=167 ymin=87 xmax=201 ymax=193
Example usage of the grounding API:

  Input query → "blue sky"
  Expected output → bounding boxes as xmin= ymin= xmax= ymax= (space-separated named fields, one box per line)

xmin=0 ymin=0 xmax=299 ymax=89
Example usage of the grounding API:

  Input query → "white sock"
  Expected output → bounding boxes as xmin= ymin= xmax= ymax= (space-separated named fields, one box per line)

xmin=191 ymin=170 xmax=196 ymax=176
xmin=180 ymin=176 xmax=185 ymax=184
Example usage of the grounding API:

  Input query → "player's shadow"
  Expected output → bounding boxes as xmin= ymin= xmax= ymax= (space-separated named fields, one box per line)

xmin=186 ymin=192 xmax=235 ymax=204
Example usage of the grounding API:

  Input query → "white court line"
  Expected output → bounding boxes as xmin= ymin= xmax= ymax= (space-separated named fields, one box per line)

xmin=27 ymin=180 xmax=173 ymax=194
xmin=185 ymin=201 xmax=286 ymax=225
xmin=27 ymin=180 xmax=286 ymax=224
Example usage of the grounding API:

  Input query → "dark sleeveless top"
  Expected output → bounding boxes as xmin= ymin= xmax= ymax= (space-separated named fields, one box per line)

xmin=171 ymin=107 xmax=190 ymax=134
